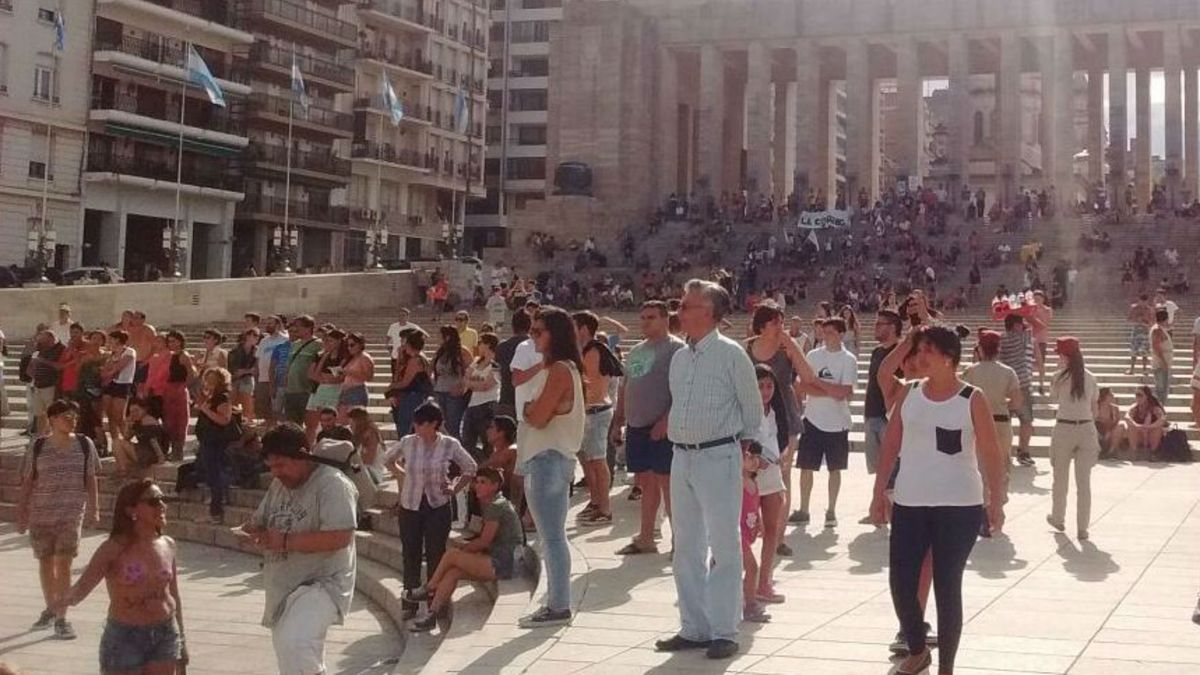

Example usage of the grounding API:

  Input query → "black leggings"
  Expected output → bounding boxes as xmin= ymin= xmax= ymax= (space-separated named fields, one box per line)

xmin=398 ymin=498 xmax=452 ymax=611
xmin=889 ymin=503 xmax=982 ymax=671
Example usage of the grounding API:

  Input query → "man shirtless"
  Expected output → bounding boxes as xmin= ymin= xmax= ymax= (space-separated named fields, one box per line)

xmin=122 ymin=311 xmax=158 ymax=388
xmin=1127 ymin=294 xmax=1155 ymax=375
xmin=573 ymin=311 xmax=618 ymax=526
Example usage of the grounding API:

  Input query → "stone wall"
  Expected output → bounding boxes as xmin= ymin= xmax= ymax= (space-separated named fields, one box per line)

xmin=0 ymin=271 xmax=416 ymax=331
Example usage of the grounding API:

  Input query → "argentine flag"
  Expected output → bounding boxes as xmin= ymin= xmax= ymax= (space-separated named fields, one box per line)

xmin=186 ymin=44 xmax=226 ymax=108
xmin=291 ymin=51 xmax=310 ymax=111
xmin=381 ymin=76 xmax=404 ymax=126
xmin=453 ymin=86 xmax=468 ymax=134
xmin=53 ymin=12 xmax=66 ymax=51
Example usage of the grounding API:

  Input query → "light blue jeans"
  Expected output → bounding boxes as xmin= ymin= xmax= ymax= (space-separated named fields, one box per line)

xmin=1153 ymin=367 xmax=1170 ymax=407
xmin=521 ymin=450 xmax=575 ymax=612
xmin=863 ymin=416 xmax=888 ymax=474
xmin=670 ymin=442 xmax=741 ymax=642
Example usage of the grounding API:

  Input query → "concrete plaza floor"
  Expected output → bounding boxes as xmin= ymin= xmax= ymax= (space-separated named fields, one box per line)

xmin=440 ymin=458 xmax=1200 ymax=674
xmin=0 ymin=524 xmax=403 ymax=675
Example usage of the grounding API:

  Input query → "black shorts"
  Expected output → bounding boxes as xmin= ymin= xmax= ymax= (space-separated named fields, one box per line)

xmin=625 ymin=425 xmax=672 ymax=475
xmin=797 ymin=419 xmax=849 ymax=471
xmin=133 ymin=362 xmax=150 ymax=385
xmin=103 ymin=382 xmax=134 ymax=399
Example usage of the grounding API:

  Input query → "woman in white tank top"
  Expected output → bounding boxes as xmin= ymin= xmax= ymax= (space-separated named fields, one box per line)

xmin=869 ymin=326 xmax=1008 ymax=675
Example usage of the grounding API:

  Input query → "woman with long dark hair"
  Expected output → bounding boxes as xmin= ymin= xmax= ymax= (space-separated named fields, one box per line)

xmin=389 ymin=330 xmax=432 ymax=437
xmin=1114 ymin=384 xmax=1167 ymax=459
xmin=194 ymin=367 xmax=234 ymax=524
xmin=1045 ymin=337 xmax=1100 ymax=540
xmin=839 ymin=306 xmax=861 ymax=357
xmin=870 ymin=326 xmax=1007 ymax=675
xmin=432 ymin=325 xmax=472 ymax=440
xmin=59 ymin=479 xmax=186 ymax=674
xmin=160 ymin=331 xmax=194 ymax=461
xmin=518 ymin=306 xmax=584 ymax=627
xmin=751 ymin=364 xmax=790 ymax=608
xmin=338 ymin=332 xmax=375 ymax=422
xmin=306 ymin=328 xmax=348 ymax=424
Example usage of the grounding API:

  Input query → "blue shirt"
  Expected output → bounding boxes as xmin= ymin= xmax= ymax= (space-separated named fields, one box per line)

xmin=668 ymin=329 xmax=763 ymax=445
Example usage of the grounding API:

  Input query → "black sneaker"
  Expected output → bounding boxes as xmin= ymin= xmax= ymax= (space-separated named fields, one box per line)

xmin=655 ymin=634 xmax=711 ymax=652
xmin=404 ymin=586 xmax=432 ymax=603
xmin=1017 ymin=452 xmax=1035 ymax=467
xmin=706 ymin=638 xmax=739 ymax=659
xmin=775 ymin=541 xmax=793 ymax=557
xmin=32 ymin=609 xmax=54 ymax=630
xmin=519 ymin=607 xmax=572 ymax=628
xmin=788 ymin=509 xmax=810 ymax=524
xmin=627 ymin=486 xmax=642 ymax=501
xmin=54 ymin=619 xmax=77 ymax=640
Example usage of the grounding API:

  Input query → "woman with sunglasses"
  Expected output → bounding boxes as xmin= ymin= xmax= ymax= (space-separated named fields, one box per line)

xmin=1113 ymin=385 xmax=1167 ymax=460
xmin=338 ymin=332 xmax=374 ymax=422
xmin=432 ymin=326 xmax=472 ymax=440
xmin=389 ymin=330 xmax=433 ymax=437
xmin=518 ymin=307 xmax=585 ymax=627
xmin=307 ymin=329 xmax=348 ymax=428
xmin=58 ymin=479 xmax=186 ymax=674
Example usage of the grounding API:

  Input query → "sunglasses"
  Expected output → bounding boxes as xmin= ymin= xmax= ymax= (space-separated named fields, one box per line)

xmin=140 ymin=495 xmax=167 ymax=507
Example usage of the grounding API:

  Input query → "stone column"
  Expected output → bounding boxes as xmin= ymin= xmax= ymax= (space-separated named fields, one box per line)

xmin=771 ymin=81 xmax=791 ymax=201
xmin=948 ymin=34 xmax=971 ymax=204
xmin=1135 ymin=67 xmax=1152 ymax=208
xmin=895 ymin=37 xmax=921 ymax=186
xmin=845 ymin=40 xmax=873 ymax=207
xmin=1087 ymin=68 xmax=1105 ymax=187
xmin=656 ymin=47 xmax=679 ymax=201
xmin=793 ymin=39 xmax=822 ymax=203
xmin=997 ymin=32 xmax=1022 ymax=207
xmin=745 ymin=41 xmax=773 ymax=197
xmin=698 ymin=43 xmax=725 ymax=197
xmin=1109 ymin=29 xmax=1128 ymax=213
xmin=1186 ymin=66 xmax=1198 ymax=203
xmin=1053 ymin=30 xmax=1075 ymax=209
xmin=1038 ymin=35 xmax=1058 ymax=189
xmin=1163 ymin=27 xmax=1183 ymax=208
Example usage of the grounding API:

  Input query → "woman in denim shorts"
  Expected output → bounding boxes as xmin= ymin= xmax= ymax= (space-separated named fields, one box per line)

xmin=59 ymin=478 xmax=186 ymax=673
xmin=403 ymin=467 xmax=523 ymax=632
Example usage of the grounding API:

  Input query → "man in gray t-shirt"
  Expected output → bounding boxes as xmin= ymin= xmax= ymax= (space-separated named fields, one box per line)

xmin=611 ymin=301 xmax=685 ymax=555
xmin=240 ymin=424 xmax=357 ymax=675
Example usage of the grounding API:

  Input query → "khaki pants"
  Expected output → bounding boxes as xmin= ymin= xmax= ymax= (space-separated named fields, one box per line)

xmin=1049 ymin=422 xmax=1100 ymax=531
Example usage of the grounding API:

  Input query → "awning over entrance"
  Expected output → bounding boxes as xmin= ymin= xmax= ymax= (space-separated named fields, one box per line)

xmin=102 ymin=123 xmax=242 ymax=158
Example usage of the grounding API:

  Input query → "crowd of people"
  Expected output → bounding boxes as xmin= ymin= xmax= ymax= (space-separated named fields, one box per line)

xmin=5 ymin=268 xmax=1200 ymax=674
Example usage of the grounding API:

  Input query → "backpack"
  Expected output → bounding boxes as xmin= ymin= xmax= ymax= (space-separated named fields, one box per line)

xmin=1153 ymin=428 xmax=1193 ymax=463
xmin=584 ymin=339 xmax=624 ymax=378
xmin=31 ymin=433 xmax=92 ymax=486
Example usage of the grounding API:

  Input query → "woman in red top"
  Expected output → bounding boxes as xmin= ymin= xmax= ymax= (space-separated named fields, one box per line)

xmin=160 ymin=331 xmax=195 ymax=460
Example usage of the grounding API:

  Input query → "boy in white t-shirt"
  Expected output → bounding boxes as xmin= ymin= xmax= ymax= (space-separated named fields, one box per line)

xmin=793 ymin=318 xmax=857 ymax=529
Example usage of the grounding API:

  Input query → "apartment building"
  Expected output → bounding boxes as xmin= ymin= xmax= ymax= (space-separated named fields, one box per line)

xmin=349 ymin=0 xmax=487 ymax=263
xmin=464 ymin=0 xmax=557 ymax=251
xmin=0 ymin=0 xmax=91 ymax=270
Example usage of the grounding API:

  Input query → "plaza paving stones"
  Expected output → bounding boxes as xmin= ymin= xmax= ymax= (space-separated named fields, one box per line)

xmin=0 ymin=524 xmax=403 ymax=675
xmin=435 ymin=459 xmax=1199 ymax=674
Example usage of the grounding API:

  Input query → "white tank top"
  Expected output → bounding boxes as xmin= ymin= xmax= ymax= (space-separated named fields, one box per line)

xmin=892 ymin=380 xmax=984 ymax=507
xmin=518 ymin=361 xmax=585 ymax=465
xmin=115 ymin=347 xmax=138 ymax=384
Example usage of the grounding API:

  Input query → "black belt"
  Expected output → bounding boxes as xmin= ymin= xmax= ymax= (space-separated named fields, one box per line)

xmin=1056 ymin=419 xmax=1092 ymax=425
xmin=993 ymin=414 xmax=1010 ymax=422
xmin=673 ymin=435 xmax=738 ymax=451
xmin=586 ymin=404 xmax=613 ymax=415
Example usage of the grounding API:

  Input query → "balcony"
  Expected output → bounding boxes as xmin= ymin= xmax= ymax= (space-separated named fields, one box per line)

xmin=351 ymin=141 xmax=430 ymax=172
xmin=90 ymin=88 xmax=244 ymax=137
xmin=235 ymin=0 xmax=357 ymax=49
xmin=249 ymin=43 xmax=354 ymax=90
xmin=244 ymin=142 xmax=351 ymax=181
xmin=238 ymin=194 xmax=350 ymax=226
xmin=359 ymin=45 xmax=434 ymax=80
xmin=246 ymin=93 xmax=354 ymax=137
xmin=353 ymin=96 xmax=430 ymax=125
xmin=355 ymin=0 xmax=434 ymax=34
xmin=94 ymin=32 xmax=249 ymax=86
xmin=100 ymin=0 xmax=254 ymax=44
xmin=86 ymin=143 xmax=240 ymax=193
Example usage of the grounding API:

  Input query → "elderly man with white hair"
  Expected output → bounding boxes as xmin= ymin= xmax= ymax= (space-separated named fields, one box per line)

xmin=654 ymin=279 xmax=762 ymax=660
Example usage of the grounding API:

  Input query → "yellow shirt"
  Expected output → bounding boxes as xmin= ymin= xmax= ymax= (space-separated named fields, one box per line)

xmin=458 ymin=326 xmax=479 ymax=353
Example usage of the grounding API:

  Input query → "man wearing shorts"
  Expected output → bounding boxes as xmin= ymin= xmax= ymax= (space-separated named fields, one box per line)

xmin=125 ymin=310 xmax=157 ymax=388
xmin=17 ymin=399 xmax=100 ymax=640
xmin=241 ymin=424 xmax=357 ymax=675
xmin=255 ymin=315 xmax=289 ymax=425
xmin=1030 ymin=290 xmax=1053 ymax=394
xmin=283 ymin=316 xmax=321 ymax=431
xmin=612 ymin=301 xmax=684 ymax=554
xmin=27 ymin=330 xmax=67 ymax=434
xmin=1000 ymin=314 xmax=1037 ymax=466
xmin=574 ymin=311 xmax=616 ymax=526
xmin=795 ymin=318 xmax=856 ymax=529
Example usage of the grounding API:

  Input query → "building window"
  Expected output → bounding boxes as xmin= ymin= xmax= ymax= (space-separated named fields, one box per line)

xmin=510 ymin=21 xmax=550 ymax=44
xmin=509 ymin=89 xmax=546 ymax=111
xmin=513 ymin=57 xmax=548 ymax=77
xmin=973 ymin=111 xmax=984 ymax=145
xmin=37 ymin=8 xmax=57 ymax=23
xmin=0 ymin=43 xmax=7 ymax=93
xmin=516 ymin=125 xmax=546 ymax=145
xmin=506 ymin=157 xmax=545 ymax=179
xmin=33 ymin=64 xmax=54 ymax=102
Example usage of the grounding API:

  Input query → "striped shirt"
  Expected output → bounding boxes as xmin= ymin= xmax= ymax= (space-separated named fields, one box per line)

xmin=668 ymin=329 xmax=763 ymax=445
xmin=22 ymin=435 xmax=99 ymax=527
xmin=999 ymin=329 xmax=1033 ymax=390
xmin=384 ymin=433 xmax=478 ymax=511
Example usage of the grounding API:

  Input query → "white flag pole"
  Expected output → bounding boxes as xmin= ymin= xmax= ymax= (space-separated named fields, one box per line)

xmin=282 ymin=43 xmax=296 ymax=273
xmin=171 ymin=41 xmax=189 ymax=278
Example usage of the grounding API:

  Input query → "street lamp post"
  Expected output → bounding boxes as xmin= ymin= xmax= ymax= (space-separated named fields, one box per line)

xmin=25 ymin=220 xmax=56 ymax=286
xmin=368 ymin=219 xmax=388 ymax=271
xmin=441 ymin=220 xmax=463 ymax=259
xmin=162 ymin=225 xmax=189 ymax=280
xmin=272 ymin=225 xmax=298 ymax=275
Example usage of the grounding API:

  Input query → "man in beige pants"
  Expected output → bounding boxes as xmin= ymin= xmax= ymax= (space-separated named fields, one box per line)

xmin=963 ymin=330 xmax=1022 ymax=468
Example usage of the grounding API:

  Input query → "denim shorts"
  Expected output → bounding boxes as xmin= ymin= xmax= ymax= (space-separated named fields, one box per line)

xmin=578 ymin=407 xmax=613 ymax=461
xmin=339 ymin=384 xmax=369 ymax=407
xmin=100 ymin=617 xmax=180 ymax=672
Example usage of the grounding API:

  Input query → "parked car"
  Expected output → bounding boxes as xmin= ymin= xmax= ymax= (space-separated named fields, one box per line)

xmin=61 ymin=266 xmax=123 ymax=285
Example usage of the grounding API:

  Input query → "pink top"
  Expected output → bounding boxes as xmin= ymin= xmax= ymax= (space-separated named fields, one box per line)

xmin=145 ymin=352 xmax=171 ymax=395
xmin=1031 ymin=305 xmax=1052 ymax=344
xmin=740 ymin=482 xmax=761 ymax=547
